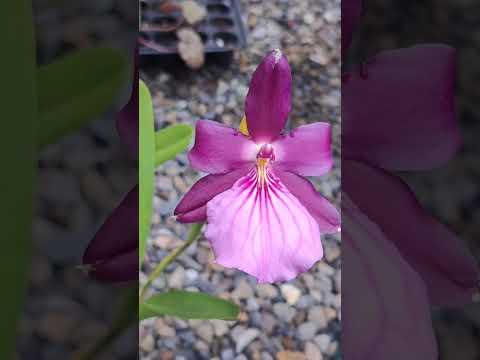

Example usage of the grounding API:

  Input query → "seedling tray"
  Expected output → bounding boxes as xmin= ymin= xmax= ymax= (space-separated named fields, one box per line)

xmin=139 ymin=0 xmax=247 ymax=56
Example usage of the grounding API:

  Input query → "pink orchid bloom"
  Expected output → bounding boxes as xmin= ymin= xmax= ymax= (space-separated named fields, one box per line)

xmin=175 ymin=49 xmax=340 ymax=283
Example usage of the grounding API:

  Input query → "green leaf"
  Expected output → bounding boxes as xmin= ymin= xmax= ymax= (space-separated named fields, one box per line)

xmin=155 ymin=124 xmax=193 ymax=166
xmin=140 ymin=290 xmax=240 ymax=321
xmin=37 ymin=46 xmax=129 ymax=148
xmin=139 ymin=80 xmax=155 ymax=268
xmin=1 ymin=1 xmax=36 ymax=359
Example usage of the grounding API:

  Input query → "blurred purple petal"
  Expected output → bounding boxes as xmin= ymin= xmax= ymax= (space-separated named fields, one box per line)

xmin=272 ymin=122 xmax=333 ymax=176
xmin=245 ymin=49 xmax=292 ymax=143
xmin=343 ymin=45 xmax=461 ymax=170
xmin=117 ymin=54 xmax=138 ymax=156
xmin=83 ymin=186 xmax=138 ymax=282
xmin=174 ymin=166 xmax=252 ymax=218
xmin=275 ymin=170 xmax=340 ymax=233
xmin=188 ymin=120 xmax=257 ymax=174
xmin=89 ymin=250 xmax=137 ymax=283
xmin=343 ymin=195 xmax=438 ymax=359
xmin=205 ymin=168 xmax=322 ymax=283
xmin=83 ymin=186 xmax=137 ymax=264
xmin=344 ymin=160 xmax=479 ymax=306
xmin=342 ymin=0 xmax=363 ymax=57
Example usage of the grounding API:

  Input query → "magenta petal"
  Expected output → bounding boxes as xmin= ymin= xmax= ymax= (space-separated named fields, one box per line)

xmin=245 ymin=49 xmax=292 ymax=143
xmin=342 ymin=0 xmax=363 ymax=57
xmin=188 ymin=120 xmax=257 ymax=174
xmin=344 ymin=160 xmax=479 ymax=306
xmin=343 ymin=195 xmax=438 ymax=359
xmin=174 ymin=166 xmax=252 ymax=218
xmin=176 ymin=205 xmax=207 ymax=223
xmin=343 ymin=45 xmax=461 ymax=170
xmin=205 ymin=168 xmax=322 ymax=283
xmin=274 ymin=170 xmax=340 ymax=234
xmin=272 ymin=122 xmax=333 ymax=176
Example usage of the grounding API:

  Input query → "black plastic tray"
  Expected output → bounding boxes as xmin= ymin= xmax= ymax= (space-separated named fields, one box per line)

xmin=139 ymin=0 xmax=247 ymax=56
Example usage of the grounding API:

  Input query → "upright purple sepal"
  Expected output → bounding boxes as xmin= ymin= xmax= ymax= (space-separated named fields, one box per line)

xmin=245 ymin=49 xmax=292 ymax=143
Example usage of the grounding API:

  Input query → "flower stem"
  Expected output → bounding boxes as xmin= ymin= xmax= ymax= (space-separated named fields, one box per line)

xmin=139 ymin=222 xmax=203 ymax=302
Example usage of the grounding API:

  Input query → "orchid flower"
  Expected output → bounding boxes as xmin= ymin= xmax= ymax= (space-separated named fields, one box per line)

xmin=174 ymin=49 xmax=340 ymax=283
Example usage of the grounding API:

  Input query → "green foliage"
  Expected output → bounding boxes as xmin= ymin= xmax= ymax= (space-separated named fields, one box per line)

xmin=155 ymin=124 xmax=193 ymax=166
xmin=139 ymin=80 xmax=156 ymax=268
xmin=1 ymin=1 xmax=36 ymax=359
xmin=140 ymin=290 xmax=240 ymax=321
xmin=37 ymin=47 xmax=129 ymax=148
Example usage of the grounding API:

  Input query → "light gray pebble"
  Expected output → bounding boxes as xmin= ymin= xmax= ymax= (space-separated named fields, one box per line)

xmin=231 ymin=279 xmax=254 ymax=301
xmin=246 ymin=298 xmax=260 ymax=312
xmin=221 ymin=348 xmax=235 ymax=360
xmin=195 ymin=321 xmax=214 ymax=343
xmin=261 ymin=313 xmax=277 ymax=334
xmin=314 ymin=334 xmax=332 ymax=353
xmin=297 ymin=322 xmax=319 ymax=341
xmin=256 ymin=284 xmax=278 ymax=299
xmin=296 ymin=295 xmax=314 ymax=309
xmin=184 ymin=269 xmax=199 ymax=285
xmin=280 ymin=284 xmax=302 ymax=305
xmin=273 ymin=303 xmax=296 ymax=323
xmin=235 ymin=328 xmax=260 ymax=353
xmin=308 ymin=306 xmax=328 ymax=329
xmin=168 ymin=266 xmax=185 ymax=289
xmin=211 ymin=319 xmax=230 ymax=337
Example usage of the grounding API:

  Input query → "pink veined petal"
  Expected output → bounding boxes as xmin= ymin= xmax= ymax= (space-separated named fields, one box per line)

xmin=245 ymin=49 xmax=292 ymax=143
xmin=342 ymin=0 xmax=363 ymax=57
xmin=343 ymin=45 xmax=461 ymax=171
xmin=188 ymin=120 xmax=257 ymax=174
xmin=205 ymin=168 xmax=322 ymax=283
xmin=274 ymin=170 xmax=340 ymax=234
xmin=342 ymin=195 xmax=438 ymax=360
xmin=174 ymin=166 xmax=252 ymax=220
xmin=344 ymin=160 xmax=479 ymax=306
xmin=272 ymin=122 xmax=333 ymax=176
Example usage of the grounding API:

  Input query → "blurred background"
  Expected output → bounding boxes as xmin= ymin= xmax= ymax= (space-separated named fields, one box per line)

xmin=140 ymin=0 xmax=341 ymax=359
xmin=16 ymin=1 xmax=137 ymax=359
xmin=349 ymin=0 xmax=480 ymax=358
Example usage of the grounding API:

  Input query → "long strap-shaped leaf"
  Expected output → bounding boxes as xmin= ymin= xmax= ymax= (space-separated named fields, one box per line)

xmin=37 ymin=47 xmax=129 ymax=148
xmin=1 ymin=1 xmax=36 ymax=358
xmin=140 ymin=290 xmax=240 ymax=320
xmin=139 ymin=80 xmax=155 ymax=267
